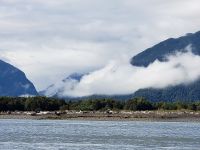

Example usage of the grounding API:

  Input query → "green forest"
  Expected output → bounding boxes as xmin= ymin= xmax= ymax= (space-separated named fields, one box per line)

xmin=0 ymin=96 xmax=200 ymax=112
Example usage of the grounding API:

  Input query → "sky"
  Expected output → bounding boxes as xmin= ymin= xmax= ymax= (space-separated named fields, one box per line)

xmin=0 ymin=0 xmax=200 ymax=91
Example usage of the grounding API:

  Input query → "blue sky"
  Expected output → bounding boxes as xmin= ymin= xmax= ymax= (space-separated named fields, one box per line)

xmin=0 ymin=0 xmax=200 ymax=90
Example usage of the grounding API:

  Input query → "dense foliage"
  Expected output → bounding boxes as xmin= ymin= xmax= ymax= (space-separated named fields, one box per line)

xmin=0 ymin=96 xmax=200 ymax=112
xmin=0 ymin=97 xmax=65 ymax=111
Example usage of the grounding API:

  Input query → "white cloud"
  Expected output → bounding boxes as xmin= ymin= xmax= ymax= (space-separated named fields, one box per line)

xmin=57 ymin=50 xmax=200 ymax=97
xmin=0 ymin=0 xmax=200 ymax=90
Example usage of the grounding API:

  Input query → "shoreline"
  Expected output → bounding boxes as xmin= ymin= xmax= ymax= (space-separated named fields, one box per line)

xmin=1 ymin=110 xmax=200 ymax=122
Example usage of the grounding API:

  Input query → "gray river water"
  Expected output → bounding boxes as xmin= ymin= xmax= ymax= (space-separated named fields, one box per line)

xmin=0 ymin=119 xmax=200 ymax=150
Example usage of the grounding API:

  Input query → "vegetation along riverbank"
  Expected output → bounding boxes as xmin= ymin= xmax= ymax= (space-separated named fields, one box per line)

xmin=0 ymin=96 xmax=200 ymax=121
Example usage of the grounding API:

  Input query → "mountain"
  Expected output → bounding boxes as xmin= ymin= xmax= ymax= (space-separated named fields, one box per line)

xmin=131 ymin=31 xmax=200 ymax=101
xmin=133 ymin=82 xmax=200 ymax=102
xmin=39 ymin=73 xmax=84 ymax=97
xmin=41 ymin=31 xmax=200 ymax=102
xmin=0 ymin=60 xmax=38 ymax=96
xmin=131 ymin=31 xmax=200 ymax=67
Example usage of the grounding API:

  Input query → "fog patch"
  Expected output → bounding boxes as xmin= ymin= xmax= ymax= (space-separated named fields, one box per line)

xmin=47 ymin=49 xmax=200 ymax=97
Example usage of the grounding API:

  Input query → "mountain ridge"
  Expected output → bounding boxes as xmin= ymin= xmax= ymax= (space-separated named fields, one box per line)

xmin=130 ymin=31 xmax=200 ymax=101
xmin=131 ymin=31 xmax=200 ymax=67
xmin=41 ymin=31 xmax=200 ymax=102
xmin=39 ymin=73 xmax=84 ymax=97
xmin=0 ymin=60 xmax=38 ymax=96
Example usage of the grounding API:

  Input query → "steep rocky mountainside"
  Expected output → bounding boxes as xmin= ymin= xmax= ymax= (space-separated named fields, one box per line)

xmin=0 ymin=60 xmax=38 ymax=96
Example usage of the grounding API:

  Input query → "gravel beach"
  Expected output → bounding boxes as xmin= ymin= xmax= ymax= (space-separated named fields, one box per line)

xmin=1 ymin=110 xmax=200 ymax=122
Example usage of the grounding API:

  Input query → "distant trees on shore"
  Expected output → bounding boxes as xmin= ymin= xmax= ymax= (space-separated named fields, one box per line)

xmin=0 ymin=97 xmax=65 ymax=112
xmin=0 ymin=96 xmax=200 ymax=112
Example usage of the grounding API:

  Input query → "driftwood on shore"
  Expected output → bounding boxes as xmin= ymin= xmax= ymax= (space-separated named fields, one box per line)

xmin=0 ymin=110 xmax=200 ymax=121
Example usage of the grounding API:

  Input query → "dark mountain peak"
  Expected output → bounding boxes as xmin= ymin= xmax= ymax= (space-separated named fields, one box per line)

xmin=0 ymin=60 xmax=38 ymax=96
xmin=131 ymin=31 xmax=200 ymax=67
xmin=129 ymin=30 xmax=200 ymax=101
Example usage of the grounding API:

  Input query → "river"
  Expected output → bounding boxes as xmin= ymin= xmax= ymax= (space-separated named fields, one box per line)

xmin=0 ymin=119 xmax=199 ymax=150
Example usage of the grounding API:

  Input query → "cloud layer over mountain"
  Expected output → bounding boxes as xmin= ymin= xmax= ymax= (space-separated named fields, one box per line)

xmin=47 ymin=48 xmax=200 ymax=97
xmin=0 ymin=0 xmax=200 ymax=90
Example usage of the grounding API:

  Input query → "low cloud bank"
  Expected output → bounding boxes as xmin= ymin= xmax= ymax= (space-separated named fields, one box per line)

xmin=46 ymin=49 xmax=200 ymax=97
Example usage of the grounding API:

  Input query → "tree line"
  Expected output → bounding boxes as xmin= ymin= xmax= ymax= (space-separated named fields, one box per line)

xmin=0 ymin=96 xmax=200 ymax=112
